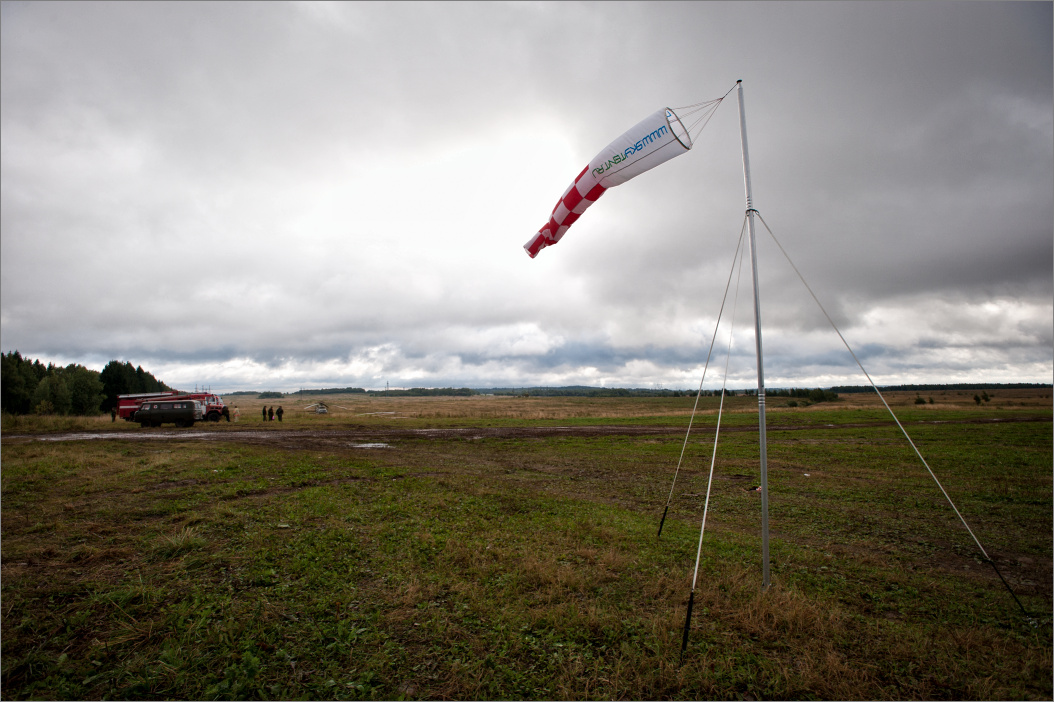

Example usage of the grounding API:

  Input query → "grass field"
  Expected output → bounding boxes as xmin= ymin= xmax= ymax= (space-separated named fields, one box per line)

xmin=2 ymin=390 xmax=1051 ymax=699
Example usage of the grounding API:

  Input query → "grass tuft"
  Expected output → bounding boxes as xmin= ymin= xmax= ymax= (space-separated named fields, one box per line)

xmin=153 ymin=526 xmax=207 ymax=559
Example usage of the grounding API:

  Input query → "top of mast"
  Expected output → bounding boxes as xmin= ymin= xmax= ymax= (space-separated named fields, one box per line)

xmin=736 ymin=81 xmax=756 ymax=213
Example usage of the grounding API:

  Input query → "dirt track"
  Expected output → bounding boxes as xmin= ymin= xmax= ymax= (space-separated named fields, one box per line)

xmin=8 ymin=414 xmax=1050 ymax=450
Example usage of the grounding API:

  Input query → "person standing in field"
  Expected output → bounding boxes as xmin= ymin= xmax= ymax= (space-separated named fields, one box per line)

xmin=262 ymin=406 xmax=267 ymax=421
xmin=276 ymin=406 xmax=284 ymax=422
xmin=233 ymin=405 xmax=240 ymax=422
xmin=268 ymin=406 xmax=274 ymax=421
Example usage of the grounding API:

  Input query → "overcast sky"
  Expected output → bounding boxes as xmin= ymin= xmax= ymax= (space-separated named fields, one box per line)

xmin=2 ymin=1 xmax=1051 ymax=392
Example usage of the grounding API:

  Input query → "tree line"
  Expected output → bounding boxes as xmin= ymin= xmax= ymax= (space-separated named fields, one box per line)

xmin=829 ymin=382 xmax=1050 ymax=393
xmin=768 ymin=387 xmax=840 ymax=402
xmin=242 ymin=387 xmax=473 ymax=397
xmin=1 ymin=352 xmax=172 ymax=415
xmin=487 ymin=386 xmax=763 ymax=398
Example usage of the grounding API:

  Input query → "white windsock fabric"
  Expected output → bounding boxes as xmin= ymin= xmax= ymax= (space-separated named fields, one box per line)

xmin=525 ymin=107 xmax=692 ymax=258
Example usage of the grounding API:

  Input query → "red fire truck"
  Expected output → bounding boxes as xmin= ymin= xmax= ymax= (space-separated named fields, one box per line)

xmin=117 ymin=392 xmax=228 ymax=422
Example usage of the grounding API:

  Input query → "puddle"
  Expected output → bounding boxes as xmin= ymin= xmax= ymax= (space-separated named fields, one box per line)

xmin=350 ymin=442 xmax=390 ymax=449
xmin=35 ymin=431 xmax=213 ymax=442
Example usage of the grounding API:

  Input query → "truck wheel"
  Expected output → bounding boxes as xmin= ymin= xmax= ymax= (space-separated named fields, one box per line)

xmin=207 ymin=412 xmax=219 ymax=422
xmin=140 ymin=422 xmax=149 ymax=428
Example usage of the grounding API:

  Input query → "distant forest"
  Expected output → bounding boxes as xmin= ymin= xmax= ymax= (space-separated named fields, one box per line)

xmin=0 ymin=352 xmax=172 ymax=415
xmin=239 ymin=386 xmax=831 ymax=398
xmin=830 ymin=383 xmax=1051 ymax=393
xmin=238 ymin=383 xmax=1050 ymax=399
xmin=488 ymin=386 xmax=710 ymax=397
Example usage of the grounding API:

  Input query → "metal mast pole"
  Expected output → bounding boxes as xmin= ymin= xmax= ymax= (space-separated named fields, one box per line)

xmin=736 ymin=80 xmax=770 ymax=590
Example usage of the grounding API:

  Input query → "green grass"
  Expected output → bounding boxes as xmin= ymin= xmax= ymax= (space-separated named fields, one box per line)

xmin=1 ymin=403 xmax=1051 ymax=700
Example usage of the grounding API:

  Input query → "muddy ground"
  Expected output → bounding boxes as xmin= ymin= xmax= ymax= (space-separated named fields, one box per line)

xmin=6 ymin=414 xmax=1051 ymax=606
xmin=7 ymin=413 xmax=1050 ymax=449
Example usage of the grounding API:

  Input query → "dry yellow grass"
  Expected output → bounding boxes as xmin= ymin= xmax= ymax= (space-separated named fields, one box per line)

xmin=222 ymin=386 xmax=1052 ymax=423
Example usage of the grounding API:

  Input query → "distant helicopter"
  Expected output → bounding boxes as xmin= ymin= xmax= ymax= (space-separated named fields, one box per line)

xmin=302 ymin=401 xmax=348 ymax=414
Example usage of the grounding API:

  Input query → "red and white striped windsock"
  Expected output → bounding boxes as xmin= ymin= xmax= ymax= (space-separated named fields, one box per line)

xmin=524 ymin=107 xmax=692 ymax=258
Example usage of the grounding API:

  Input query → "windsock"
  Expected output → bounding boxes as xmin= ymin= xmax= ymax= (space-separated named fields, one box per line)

xmin=524 ymin=107 xmax=692 ymax=258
